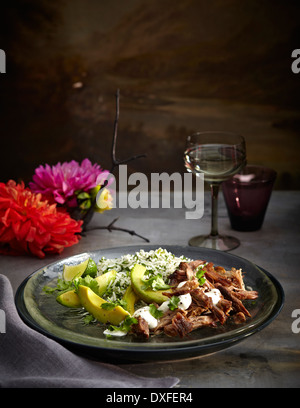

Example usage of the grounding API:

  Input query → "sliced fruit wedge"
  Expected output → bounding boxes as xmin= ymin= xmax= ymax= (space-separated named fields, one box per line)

xmin=77 ymin=285 xmax=130 ymax=325
xmin=95 ymin=269 xmax=117 ymax=296
xmin=56 ymin=290 xmax=81 ymax=308
xmin=130 ymin=263 xmax=172 ymax=304
xmin=62 ymin=257 xmax=98 ymax=282
xmin=62 ymin=258 xmax=89 ymax=282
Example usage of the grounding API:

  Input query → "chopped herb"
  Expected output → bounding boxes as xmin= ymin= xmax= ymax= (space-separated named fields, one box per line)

xmin=43 ymin=274 xmax=100 ymax=300
xmin=73 ymin=275 xmax=99 ymax=295
xmin=101 ymin=302 xmax=117 ymax=311
xmin=122 ymin=316 xmax=138 ymax=331
xmin=101 ymin=299 xmax=128 ymax=311
xmin=142 ymin=273 xmax=170 ymax=291
xmin=107 ymin=316 xmax=138 ymax=335
xmin=117 ymin=299 xmax=128 ymax=310
xmin=43 ymin=278 xmax=73 ymax=295
xmin=196 ymin=266 xmax=206 ymax=286
xmin=149 ymin=304 xmax=164 ymax=319
xmin=83 ymin=314 xmax=94 ymax=325
xmin=168 ymin=296 xmax=180 ymax=311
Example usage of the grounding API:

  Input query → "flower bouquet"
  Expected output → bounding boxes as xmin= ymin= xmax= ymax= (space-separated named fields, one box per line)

xmin=29 ymin=159 xmax=113 ymax=221
xmin=0 ymin=159 xmax=113 ymax=259
xmin=0 ymin=90 xmax=146 ymax=259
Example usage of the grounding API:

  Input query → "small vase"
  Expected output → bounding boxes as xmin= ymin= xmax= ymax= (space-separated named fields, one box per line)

xmin=68 ymin=207 xmax=94 ymax=231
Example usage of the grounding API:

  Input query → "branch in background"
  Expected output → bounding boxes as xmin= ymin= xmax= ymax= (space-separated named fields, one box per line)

xmin=82 ymin=90 xmax=148 ymax=242
xmin=110 ymin=89 xmax=146 ymax=174
xmin=84 ymin=217 xmax=150 ymax=243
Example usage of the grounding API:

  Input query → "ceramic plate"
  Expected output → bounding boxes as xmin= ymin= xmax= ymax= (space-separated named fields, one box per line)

xmin=15 ymin=245 xmax=284 ymax=362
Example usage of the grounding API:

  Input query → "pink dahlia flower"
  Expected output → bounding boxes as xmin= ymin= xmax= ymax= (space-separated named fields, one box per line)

xmin=29 ymin=159 xmax=110 ymax=208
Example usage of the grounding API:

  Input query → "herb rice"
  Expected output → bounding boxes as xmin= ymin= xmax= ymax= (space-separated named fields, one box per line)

xmin=97 ymin=248 xmax=190 ymax=303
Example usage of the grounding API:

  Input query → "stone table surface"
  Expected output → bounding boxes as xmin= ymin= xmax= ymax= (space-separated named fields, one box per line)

xmin=1 ymin=191 xmax=299 ymax=388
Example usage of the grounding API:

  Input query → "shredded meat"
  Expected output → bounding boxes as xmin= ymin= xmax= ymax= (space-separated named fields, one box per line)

xmin=168 ymin=260 xmax=206 ymax=285
xmin=190 ymin=287 xmax=213 ymax=309
xmin=204 ymin=266 xmax=232 ymax=287
xmin=163 ymin=312 xmax=193 ymax=338
xmin=214 ymin=283 xmax=251 ymax=317
xmin=232 ymin=312 xmax=247 ymax=324
xmin=211 ymin=304 xmax=228 ymax=325
xmin=154 ymin=310 xmax=178 ymax=334
xmin=189 ymin=314 xmax=217 ymax=330
xmin=131 ymin=316 xmax=150 ymax=339
xmin=231 ymin=288 xmax=258 ymax=300
xmin=218 ymin=298 xmax=233 ymax=315
xmin=134 ymin=259 xmax=258 ymax=339
xmin=163 ymin=278 xmax=199 ymax=297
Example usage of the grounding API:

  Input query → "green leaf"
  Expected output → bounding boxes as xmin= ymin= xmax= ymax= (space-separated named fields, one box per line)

xmin=43 ymin=273 xmax=100 ymax=300
xmin=142 ymin=273 xmax=170 ymax=291
xmin=149 ymin=304 xmax=164 ymax=319
xmin=43 ymin=285 xmax=57 ymax=294
xmin=83 ymin=314 xmax=94 ymax=325
xmin=76 ymin=191 xmax=90 ymax=200
xmin=107 ymin=316 xmax=138 ymax=335
xmin=196 ymin=266 xmax=206 ymax=286
xmin=43 ymin=278 xmax=73 ymax=295
xmin=90 ymin=185 xmax=101 ymax=199
xmin=79 ymin=199 xmax=91 ymax=210
xmin=168 ymin=296 xmax=180 ymax=311
xmin=101 ymin=302 xmax=117 ymax=311
xmin=73 ymin=275 xmax=99 ymax=295
xmin=122 ymin=316 xmax=138 ymax=332
xmin=117 ymin=299 xmax=128 ymax=310
xmin=101 ymin=299 xmax=127 ymax=311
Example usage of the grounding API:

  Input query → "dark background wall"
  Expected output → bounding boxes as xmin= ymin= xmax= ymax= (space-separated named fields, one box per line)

xmin=1 ymin=0 xmax=299 ymax=189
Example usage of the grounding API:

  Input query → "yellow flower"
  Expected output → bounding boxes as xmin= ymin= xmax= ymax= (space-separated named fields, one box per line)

xmin=95 ymin=188 xmax=113 ymax=213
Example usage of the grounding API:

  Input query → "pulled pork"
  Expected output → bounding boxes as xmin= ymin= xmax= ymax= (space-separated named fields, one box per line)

xmin=133 ymin=259 xmax=258 ymax=339
xmin=131 ymin=315 xmax=150 ymax=339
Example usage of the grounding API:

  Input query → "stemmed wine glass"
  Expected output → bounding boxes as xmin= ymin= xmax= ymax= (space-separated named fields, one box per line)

xmin=184 ymin=131 xmax=246 ymax=251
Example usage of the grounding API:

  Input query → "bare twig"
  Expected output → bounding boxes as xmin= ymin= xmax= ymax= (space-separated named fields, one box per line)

xmin=110 ymin=89 xmax=146 ymax=174
xmin=96 ymin=89 xmax=146 ymax=191
xmin=84 ymin=217 xmax=150 ymax=242
xmin=110 ymin=88 xmax=120 ymax=173
xmin=80 ymin=90 xmax=148 ymax=242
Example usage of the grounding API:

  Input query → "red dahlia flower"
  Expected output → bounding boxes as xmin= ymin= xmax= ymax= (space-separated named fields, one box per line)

xmin=0 ymin=180 xmax=83 ymax=258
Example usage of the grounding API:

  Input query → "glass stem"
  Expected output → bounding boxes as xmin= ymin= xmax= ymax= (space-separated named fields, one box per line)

xmin=210 ymin=183 xmax=220 ymax=237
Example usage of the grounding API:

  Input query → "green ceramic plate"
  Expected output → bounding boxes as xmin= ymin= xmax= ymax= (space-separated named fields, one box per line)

xmin=15 ymin=245 xmax=284 ymax=362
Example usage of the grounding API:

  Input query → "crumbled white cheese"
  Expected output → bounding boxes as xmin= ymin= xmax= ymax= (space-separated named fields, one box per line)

xmin=103 ymin=329 xmax=127 ymax=337
xmin=177 ymin=293 xmax=192 ymax=310
xmin=133 ymin=306 xmax=158 ymax=329
xmin=158 ymin=300 xmax=170 ymax=313
xmin=205 ymin=288 xmax=221 ymax=305
xmin=158 ymin=291 xmax=192 ymax=313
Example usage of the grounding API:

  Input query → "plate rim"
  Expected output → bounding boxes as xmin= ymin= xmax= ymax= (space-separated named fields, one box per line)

xmin=15 ymin=244 xmax=285 ymax=361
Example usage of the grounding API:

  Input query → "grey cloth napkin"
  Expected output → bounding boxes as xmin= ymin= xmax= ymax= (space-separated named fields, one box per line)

xmin=0 ymin=274 xmax=179 ymax=388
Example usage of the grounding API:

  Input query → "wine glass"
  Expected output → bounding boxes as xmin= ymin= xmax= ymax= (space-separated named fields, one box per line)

xmin=184 ymin=131 xmax=246 ymax=251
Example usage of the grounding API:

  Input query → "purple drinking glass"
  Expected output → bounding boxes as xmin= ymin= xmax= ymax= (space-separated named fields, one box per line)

xmin=222 ymin=165 xmax=277 ymax=231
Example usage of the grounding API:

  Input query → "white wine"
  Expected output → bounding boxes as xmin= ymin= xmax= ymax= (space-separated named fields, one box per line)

xmin=184 ymin=131 xmax=246 ymax=251
xmin=184 ymin=144 xmax=246 ymax=183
